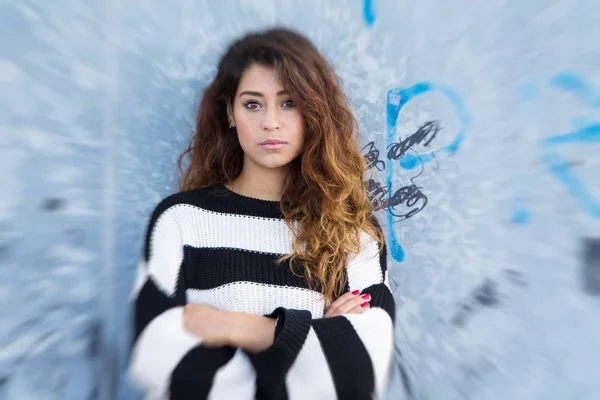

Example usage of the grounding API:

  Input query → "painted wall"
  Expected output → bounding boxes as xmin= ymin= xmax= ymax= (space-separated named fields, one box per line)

xmin=1 ymin=0 xmax=599 ymax=399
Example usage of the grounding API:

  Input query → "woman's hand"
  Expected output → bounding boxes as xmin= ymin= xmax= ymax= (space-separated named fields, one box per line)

xmin=324 ymin=290 xmax=371 ymax=318
xmin=183 ymin=304 xmax=234 ymax=347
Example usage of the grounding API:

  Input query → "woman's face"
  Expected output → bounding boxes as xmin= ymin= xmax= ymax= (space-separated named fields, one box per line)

xmin=228 ymin=64 xmax=305 ymax=172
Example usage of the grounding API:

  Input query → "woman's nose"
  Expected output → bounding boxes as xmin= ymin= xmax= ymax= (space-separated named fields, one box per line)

xmin=261 ymin=107 xmax=281 ymax=131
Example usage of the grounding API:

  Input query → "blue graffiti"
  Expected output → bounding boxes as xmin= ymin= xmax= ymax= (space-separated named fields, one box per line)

xmin=510 ymin=84 xmax=539 ymax=224
xmin=511 ymin=206 xmax=531 ymax=224
xmin=386 ymin=83 xmax=470 ymax=170
xmin=541 ymin=124 xmax=600 ymax=218
xmin=512 ymin=72 xmax=600 ymax=223
xmin=363 ymin=0 xmax=376 ymax=27
xmin=385 ymin=83 xmax=470 ymax=261
xmin=551 ymin=72 xmax=600 ymax=107
xmin=510 ymin=176 xmax=532 ymax=224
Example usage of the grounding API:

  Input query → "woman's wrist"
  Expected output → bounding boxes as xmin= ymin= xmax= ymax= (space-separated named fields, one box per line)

xmin=225 ymin=312 xmax=276 ymax=353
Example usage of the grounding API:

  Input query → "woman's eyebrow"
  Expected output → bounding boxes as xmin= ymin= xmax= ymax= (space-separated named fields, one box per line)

xmin=239 ymin=90 xmax=290 ymax=98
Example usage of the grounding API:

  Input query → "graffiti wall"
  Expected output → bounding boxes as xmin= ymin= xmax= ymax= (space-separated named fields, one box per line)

xmin=1 ymin=0 xmax=599 ymax=399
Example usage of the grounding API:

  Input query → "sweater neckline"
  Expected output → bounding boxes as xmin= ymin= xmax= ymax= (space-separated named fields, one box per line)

xmin=215 ymin=184 xmax=283 ymax=218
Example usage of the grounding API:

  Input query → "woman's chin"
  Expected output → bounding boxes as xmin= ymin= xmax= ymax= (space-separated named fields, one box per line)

xmin=255 ymin=156 xmax=297 ymax=170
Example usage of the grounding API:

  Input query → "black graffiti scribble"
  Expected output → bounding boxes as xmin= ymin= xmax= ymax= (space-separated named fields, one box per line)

xmin=365 ymin=137 xmax=429 ymax=221
xmin=502 ymin=269 xmax=527 ymax=287
xmin=451 ymin=279 xmax=500 ymax=327
xmin=387 ymin=120 xmax=441 ymax=160
xmin=366 ymin=178 xmax=428 ymax=221
xmin=582 ymin=238 xmax=600 ymax=296
xmin=362 ymin=121 xmax=442 ymax=222
xmin=41 ymin=197 xmax=65 ymax=211
xmin=366 ymin=178 xmax=389 ymax=210
xmin=362 ymin=141 xmax=386 ymax=171
xmin=386 ymin=183 xmax=428 ymax=221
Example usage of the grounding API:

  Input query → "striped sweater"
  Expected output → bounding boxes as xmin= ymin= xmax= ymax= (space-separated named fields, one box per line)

xmin=128 ymin=184 xmax=396 ymax=400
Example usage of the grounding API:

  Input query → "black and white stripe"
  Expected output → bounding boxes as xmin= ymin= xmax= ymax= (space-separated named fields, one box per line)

xmin=128 ymin=185 xmax=395 ymax=399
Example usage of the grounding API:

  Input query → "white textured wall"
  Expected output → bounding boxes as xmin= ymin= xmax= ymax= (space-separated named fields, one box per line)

xmin=1 ymin=1 xmax=599 ymax=399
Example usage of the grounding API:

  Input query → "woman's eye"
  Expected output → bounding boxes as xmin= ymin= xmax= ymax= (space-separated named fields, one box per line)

xmin=244 ymin=101 xmax=260 ymax=110
xmin=282 ymin=99 xmax=296 ymax=108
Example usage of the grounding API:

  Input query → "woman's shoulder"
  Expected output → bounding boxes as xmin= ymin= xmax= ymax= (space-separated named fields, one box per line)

xmin=148 ymin=185 xmax=226 ymax=218
xmin=148 ymin=183 xmax=283 ymax=225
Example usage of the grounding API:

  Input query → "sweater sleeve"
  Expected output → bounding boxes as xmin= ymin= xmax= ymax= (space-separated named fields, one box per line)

xmin=245 ymin=230 xmax=396 ymax=400
xmin=127 ymin=201 xmax=237 ymax=399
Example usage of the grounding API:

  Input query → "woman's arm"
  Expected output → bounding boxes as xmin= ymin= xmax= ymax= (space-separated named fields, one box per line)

xmin=220 ymin=232 xmax=396 ymax=400
xmin=182 ymin=304 xmax=277 ymax=353
xmin=128 ymin=199 xmax=239 ymax=400
xmin=227 ymin=312 xmax=278 ymax=352
xmin=198 ymin=291 xmax=371 ymax=353
xmin=252 ymin=284 xmax=395 ymax=399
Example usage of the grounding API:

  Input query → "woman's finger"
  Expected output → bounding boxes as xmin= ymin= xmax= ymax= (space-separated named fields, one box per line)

xmin=335 ymin=293 xmax=370 ymax=315
xmin=346 ymin=302 xmax=370 ymax=314
xmin=324 ymin=290 xmax=361 ymax=317
xmin=326 ymin=293 xmax=371 ymax=317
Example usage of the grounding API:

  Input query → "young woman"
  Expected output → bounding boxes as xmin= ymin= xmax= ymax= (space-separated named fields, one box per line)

xmin=128 ymin=27 xmax=396 ymax=400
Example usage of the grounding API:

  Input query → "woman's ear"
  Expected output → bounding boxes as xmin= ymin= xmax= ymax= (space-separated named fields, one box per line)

xmin=226 ymin=101 xmax=236 ymax=128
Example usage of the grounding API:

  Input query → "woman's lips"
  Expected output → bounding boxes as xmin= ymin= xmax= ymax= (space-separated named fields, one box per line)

xmin=260 ymin=139 xmax=287 ymax=149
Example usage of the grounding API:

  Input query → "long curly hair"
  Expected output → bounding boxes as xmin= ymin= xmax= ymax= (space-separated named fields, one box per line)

xmin=178 ymin=27 xmax=384 ymax=303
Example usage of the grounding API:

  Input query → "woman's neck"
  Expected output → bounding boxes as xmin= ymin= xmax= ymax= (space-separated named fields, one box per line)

xmin=228 ymin=164 xmax=287 ymax=202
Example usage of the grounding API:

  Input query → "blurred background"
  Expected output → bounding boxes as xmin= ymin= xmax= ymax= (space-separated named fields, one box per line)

xmin=1 ymin=0 xmax=599 ymax=399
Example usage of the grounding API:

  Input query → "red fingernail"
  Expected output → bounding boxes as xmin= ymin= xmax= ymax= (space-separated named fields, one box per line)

xmin=352 ymin=290 xmax=360 ymax=295
xmin=361 ymin=302 xmax=369 ymax=308
xmin=361 ymin=294 xmax=371 ymax=300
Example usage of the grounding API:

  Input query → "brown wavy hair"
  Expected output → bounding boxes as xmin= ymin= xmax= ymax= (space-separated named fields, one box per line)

xmin=178 ymin=27 xmax=384 ymax=303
